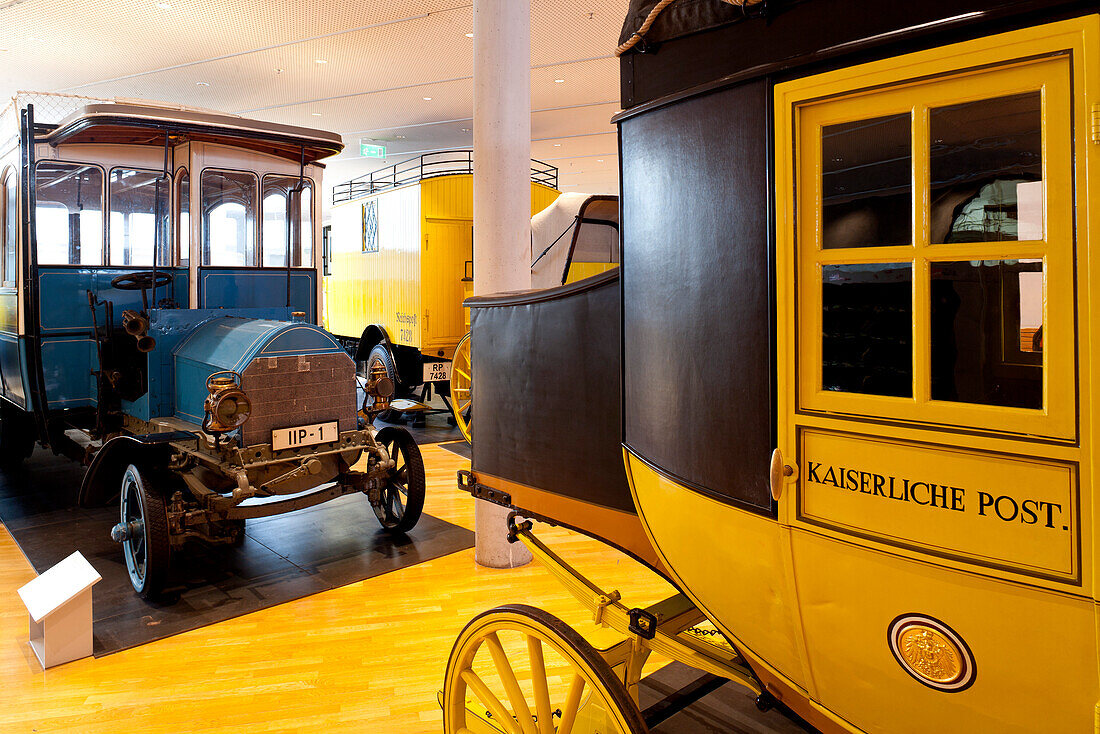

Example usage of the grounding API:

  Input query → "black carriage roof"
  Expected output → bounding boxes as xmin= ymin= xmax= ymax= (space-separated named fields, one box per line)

xmin=617 ymin=0 xmax=1096 ymax=111
xmin=43 ymin=102 xmax=344 ymax=165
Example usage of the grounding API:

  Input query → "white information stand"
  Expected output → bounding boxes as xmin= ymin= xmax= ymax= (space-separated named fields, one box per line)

xmin=16 ymin=551 xmax=101 ymax=669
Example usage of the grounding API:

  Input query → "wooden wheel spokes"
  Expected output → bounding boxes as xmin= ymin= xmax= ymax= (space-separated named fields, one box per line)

xmin=449 ymin=332 xmax=473 ymax=443
xmin=444 ymin=605 xmax=648 ymax=734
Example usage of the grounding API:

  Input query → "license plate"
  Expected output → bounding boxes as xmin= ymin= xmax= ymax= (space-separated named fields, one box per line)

xmin=423 ymin=361 xmax=451 ymax=382
xmin=272 ymin=421 xmax=339 ymax=451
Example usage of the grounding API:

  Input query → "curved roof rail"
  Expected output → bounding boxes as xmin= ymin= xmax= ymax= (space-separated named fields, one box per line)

xmin=332 ymin=149 xmax=558 ymax=205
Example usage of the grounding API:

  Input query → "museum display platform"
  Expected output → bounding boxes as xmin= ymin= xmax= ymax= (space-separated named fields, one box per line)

xmin=0 ymin=445 xmax=473 ymax=656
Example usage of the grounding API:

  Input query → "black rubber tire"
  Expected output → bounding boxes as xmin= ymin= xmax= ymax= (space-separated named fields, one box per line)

xmin=367 ymin=344 xmax=401 ymax=422
xmin=0 ymin=403 xmax=35 ymax=467
xmin=119 ymin=464 xmax=172 ymax=600
xmin=373 ymin=427 xmax=425 ymax=533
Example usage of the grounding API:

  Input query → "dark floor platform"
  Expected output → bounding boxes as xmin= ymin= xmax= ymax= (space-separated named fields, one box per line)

xmin=0 ymin=447 xmax=473 ymax=656
xmin=642 ymin=662 xmax=813 ymax=733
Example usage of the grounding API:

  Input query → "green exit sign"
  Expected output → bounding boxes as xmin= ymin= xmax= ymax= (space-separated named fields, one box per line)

xmin=360 ymin=142 xmax=386 ymax=159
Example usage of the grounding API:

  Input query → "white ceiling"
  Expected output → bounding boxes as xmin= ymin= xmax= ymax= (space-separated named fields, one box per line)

xmin=0 ymin=0 xmax=627 ymax=204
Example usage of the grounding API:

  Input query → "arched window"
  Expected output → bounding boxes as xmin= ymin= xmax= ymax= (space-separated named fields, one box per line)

xmin=200 ymin=169 xmax=257 ymax=266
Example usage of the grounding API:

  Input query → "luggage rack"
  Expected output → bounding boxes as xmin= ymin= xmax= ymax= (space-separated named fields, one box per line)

xmin=331 ymin=149 xmax=558 ymax=204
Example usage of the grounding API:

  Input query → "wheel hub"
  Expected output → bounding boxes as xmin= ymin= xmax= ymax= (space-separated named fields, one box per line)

xmin=110 ymin=519 xmax=144 ymax=542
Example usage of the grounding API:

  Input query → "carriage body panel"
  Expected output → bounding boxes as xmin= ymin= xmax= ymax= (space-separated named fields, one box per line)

xmin=614 ymin=3 xmax=1100 ymax=731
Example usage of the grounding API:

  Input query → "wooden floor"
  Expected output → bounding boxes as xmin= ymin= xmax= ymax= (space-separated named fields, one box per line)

xmin=0 ymin=444 xmax=681 ymax=733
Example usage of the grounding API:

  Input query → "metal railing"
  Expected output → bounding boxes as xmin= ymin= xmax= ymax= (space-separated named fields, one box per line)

xmin=332 ymin=149 xmax=558 ymax=205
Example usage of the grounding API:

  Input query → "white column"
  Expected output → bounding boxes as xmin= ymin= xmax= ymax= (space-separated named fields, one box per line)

xmin=472 ymin=0 xmax=533 ymax=569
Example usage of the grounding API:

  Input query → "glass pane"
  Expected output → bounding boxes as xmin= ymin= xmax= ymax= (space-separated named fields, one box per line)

xmin=931 ymin=259 xmax=1042 ymax=409
xmin=822 ymin=113 xmax=912 ymax=249
xmin=178 ymin=171 xmax=189 ymax=266
xmin=109 ymin=169 xmax=170 ymax=266
xmin=201 ymin=170 xmax=256 ymax=266
xmin=822 ymin=263 xmax=913 ymax=397
xmin=930 ymin=92 xmax=1042 ymax=243
xmin=3 ymin=175 xmax=14 ymax=284
xmin=35 ymin=162 xmax=103 ymax=265
xmin=262 ymin=176 xmax=313 ymax=268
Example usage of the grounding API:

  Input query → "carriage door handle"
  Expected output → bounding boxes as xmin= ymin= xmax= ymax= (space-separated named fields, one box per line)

xmin=769 ymin=448 xmax=798 ymax=501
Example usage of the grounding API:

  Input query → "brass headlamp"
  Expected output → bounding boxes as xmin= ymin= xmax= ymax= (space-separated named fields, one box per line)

xmin=202 ymin=371 xmax=252 ymax=434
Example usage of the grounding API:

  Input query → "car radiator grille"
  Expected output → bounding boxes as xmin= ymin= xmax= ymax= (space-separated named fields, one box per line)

xmin=240 ymin=352 xmax=357 ymax=448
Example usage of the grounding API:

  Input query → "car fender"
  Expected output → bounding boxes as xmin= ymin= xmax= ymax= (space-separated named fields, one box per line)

xmin=78 ymin=432 xmax=193 ymax=508
xmin=353 ymin=324 xmax=392 ymax=362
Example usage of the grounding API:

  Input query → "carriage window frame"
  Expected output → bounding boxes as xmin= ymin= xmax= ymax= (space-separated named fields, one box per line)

xmin=790 ymin=54 xmax=1075 ymax=440
xmin=199 ymin=167 xmax=258 ymax=267
xmin=260 ymin=173 xmax=315 ymax=269
xmin=175 ymin=166 xmax=190 ymax=267
xmin=107 ymin=166 xmax=173 ymax=268
xmin=1 ymin=167 xmax=16 ymax=287
xmin=33 ymin=160 xmax=107 ymax=267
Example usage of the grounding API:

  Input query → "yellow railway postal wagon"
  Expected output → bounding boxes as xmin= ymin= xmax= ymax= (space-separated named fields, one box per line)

xmin=443 ymin=1 xmax=1100 ymax=732
xmin=324 ymin=151 xmax=558 ymax=420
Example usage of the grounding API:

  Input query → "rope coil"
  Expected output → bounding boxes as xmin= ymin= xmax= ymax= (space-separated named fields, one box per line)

xmin=616 ymin=0 xmax=763 ymax=56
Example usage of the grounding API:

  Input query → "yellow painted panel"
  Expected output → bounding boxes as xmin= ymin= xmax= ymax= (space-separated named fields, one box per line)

xmin=791 ymin=530 xmax=1097 ymax=733
xmin=422 ymin=175 xmax=473 ymax=221
xmin=531 ymin=182 xmax=558 ymax=215
xmin=0 ymin=291 xmax=16 ymax=332
xmin=565 ymin=262 xmax=617 ymax=284
xmin=625 ymin=451 xmax=812 ymax=693
xmin=800 ymin=429 xmax=1078 ymax=582
xmin=420 ymin=176 xmax=557 ymax=220
xmin=421 ymin=219 xmax=471 ymax=354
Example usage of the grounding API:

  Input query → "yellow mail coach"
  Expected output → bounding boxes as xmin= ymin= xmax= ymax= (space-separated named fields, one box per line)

xmin=324 ymin=151 xmax=557 ymax=421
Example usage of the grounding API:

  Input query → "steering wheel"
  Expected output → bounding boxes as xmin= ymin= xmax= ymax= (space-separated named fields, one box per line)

xmin=111 ymin=271 xmax=175 ymax=291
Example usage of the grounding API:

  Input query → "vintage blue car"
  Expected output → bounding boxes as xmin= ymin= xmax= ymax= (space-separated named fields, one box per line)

xmin=0 ymin=93 xmax=424 ymax=598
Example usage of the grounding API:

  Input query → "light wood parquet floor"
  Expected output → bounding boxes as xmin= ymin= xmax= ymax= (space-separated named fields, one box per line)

xmin=0 ymin=444 xmax=679 ymax=733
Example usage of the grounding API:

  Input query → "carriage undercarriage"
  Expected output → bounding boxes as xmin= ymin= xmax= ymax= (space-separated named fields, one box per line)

xmin=106 ymin=419 xmax=424 ymax=598
xmin=442 ymin=477 xmax=768 ymax=734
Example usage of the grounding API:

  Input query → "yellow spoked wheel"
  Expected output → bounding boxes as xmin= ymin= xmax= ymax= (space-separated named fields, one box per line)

xmin=443 ymin=604 xmax=649 ymax=734
xmin=450 ymin=332 xmax=473 ymax=444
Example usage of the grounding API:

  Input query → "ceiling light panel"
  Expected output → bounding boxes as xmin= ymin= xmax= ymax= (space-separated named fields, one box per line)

xmin=61 ymin=10 xmax=474 ymax=113
xmin=531 ymin=100 xmax=620 ymax=139
xmin=530 ymin=57 xmax=619 ymax=110
xmin=0 ymin=0 xmax=462 ymax=99
xmin=534 ymin=133 xmax=616 ymax=160
xmin=530 ymin=0 xmax=627 ymax=66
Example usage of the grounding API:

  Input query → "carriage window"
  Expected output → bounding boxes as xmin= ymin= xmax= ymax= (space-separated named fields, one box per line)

xmin=177 ymin=169 xmax=190 ymax=266
xmin=931 ymin=259 xmax=1042 ymax=409
xmin=109 ymin=169 xmax=170 ymax=267
xmin=35 ymin=162 xmax=103 ymax=265
xmin=794 ymin=52 xmax=1072 ymax=438
xmin=822 ymin=263 xmax=912 ymax=397
xmin=201 ymin=170 xmax=257 ymax=266
xmin=822 ymin=113 xmax=912 ymax=249
xmin=2 ymin=171 xmax=15 ymax=285
xmin=930 ymin=93 xmax=1042 ymax=243
xmin=261 ymin=175 xmax=313 ymax=267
